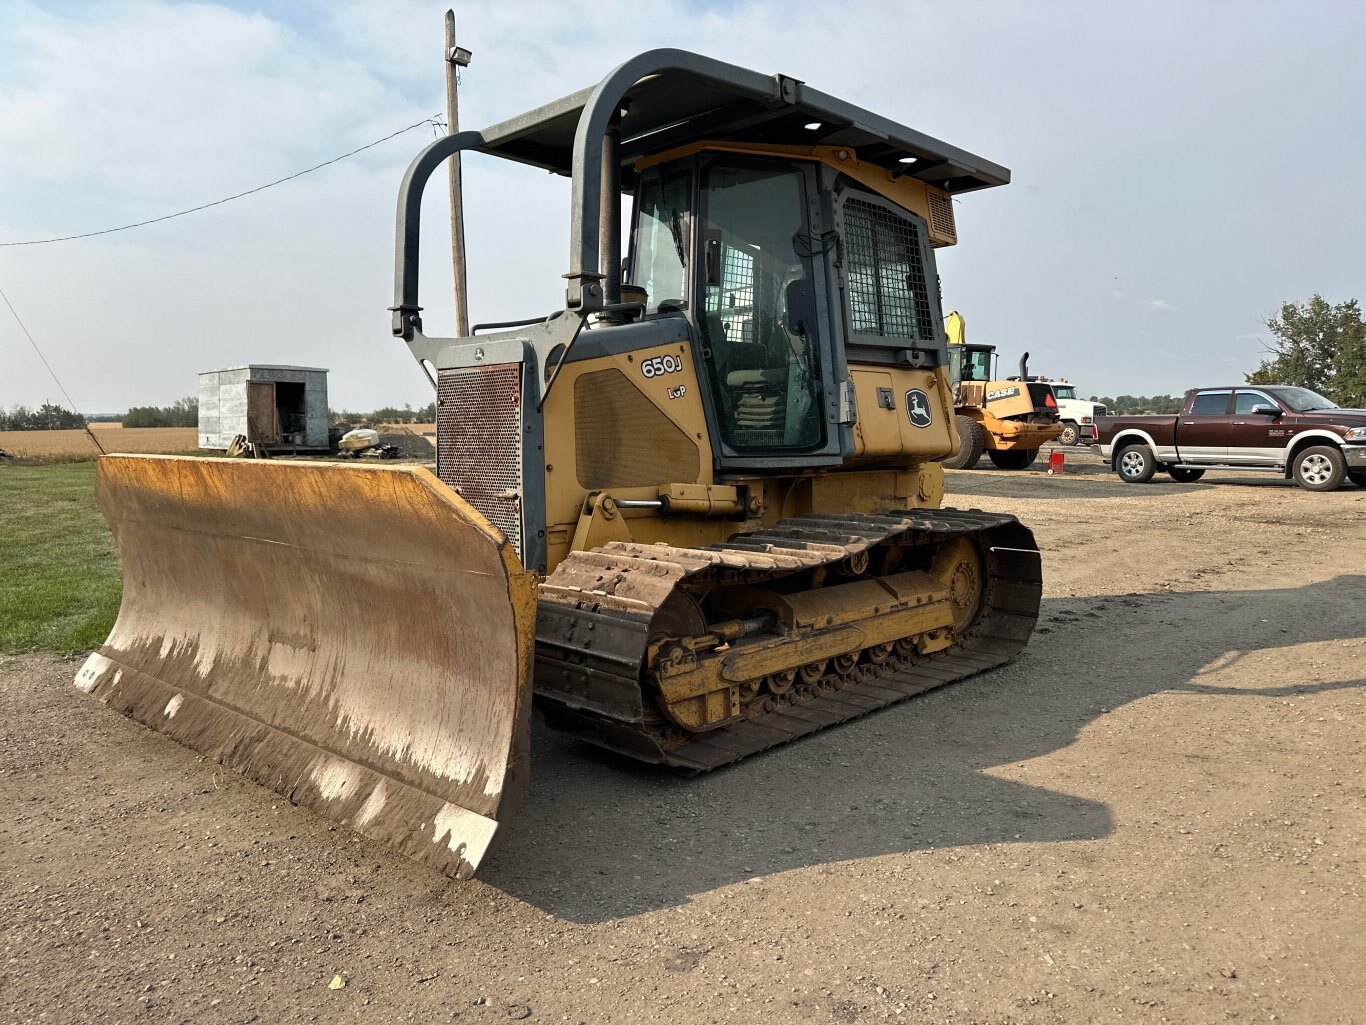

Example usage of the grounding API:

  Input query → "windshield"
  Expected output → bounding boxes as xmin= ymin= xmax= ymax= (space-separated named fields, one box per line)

xmin=1268 ymin=387 xmax=1339 ymax=412
xmin=951 ymin=347 xmax=993 ymax=384
xmin=631 ymin=169 xmax=691 ymax=312
xmin=1053 ymin=385 xmax=1077 ymax=400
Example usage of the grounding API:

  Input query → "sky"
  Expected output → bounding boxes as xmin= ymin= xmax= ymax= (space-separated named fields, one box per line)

xmin=2 ymin=0 xmax=1364 ymax=412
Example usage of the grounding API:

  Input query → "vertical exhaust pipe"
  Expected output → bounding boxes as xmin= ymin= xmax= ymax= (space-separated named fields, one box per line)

xmin=1018 ymin=352 xmax=1029 ymax=380
xmin=599 ymin=111 xmax=623 ymax=308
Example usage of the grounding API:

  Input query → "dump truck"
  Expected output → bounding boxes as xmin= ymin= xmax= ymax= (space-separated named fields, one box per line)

xmin=941 ymin=311 xmax=1063 ymax=469
xmin=75 ymin=49 xmax=1042 ymax=879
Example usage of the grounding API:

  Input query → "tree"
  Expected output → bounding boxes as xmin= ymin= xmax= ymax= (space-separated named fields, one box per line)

xmin=1089 ymin=395 xmax=1182 ymax=415
xmin=123 ymin=397 xmax=197 ymax=428
xmin=0 ymin=402 xmax=85 ymax=430
xmin=330 ymin=402 xmax=436 ymax=426
xmin=1246 ymin=295 xmax=1366 ymax=407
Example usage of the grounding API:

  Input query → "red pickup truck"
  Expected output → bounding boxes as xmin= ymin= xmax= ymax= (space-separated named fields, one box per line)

xmin=1096 ymin=385 xmax=1366 ymax=491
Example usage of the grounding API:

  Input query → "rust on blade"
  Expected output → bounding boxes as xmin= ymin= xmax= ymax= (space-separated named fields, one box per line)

xmin=74 ymin=455 xmax=537 ymax=879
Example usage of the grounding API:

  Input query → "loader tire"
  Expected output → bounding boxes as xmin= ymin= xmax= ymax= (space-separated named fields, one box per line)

xmin=988 ymin=448 xmax=1038 ymax=470
xmin=943 ymin=415 xmax=985 ymax=470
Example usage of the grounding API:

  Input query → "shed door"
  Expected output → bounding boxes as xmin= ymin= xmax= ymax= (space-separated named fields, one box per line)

xmin=246 ymin=381 xmax=281 ymax=444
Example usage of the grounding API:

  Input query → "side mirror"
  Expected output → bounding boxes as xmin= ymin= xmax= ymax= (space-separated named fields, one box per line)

xmin=1251 ymin=403 xmax=1281 ymax=416
xmin=784 ymin=278 xmax=816 ymax=336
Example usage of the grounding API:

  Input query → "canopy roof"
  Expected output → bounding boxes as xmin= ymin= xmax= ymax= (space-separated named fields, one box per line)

xmin=472 ymin=53 xmax=1009 ymax=194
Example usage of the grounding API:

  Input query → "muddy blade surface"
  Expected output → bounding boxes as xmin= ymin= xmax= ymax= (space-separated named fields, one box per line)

xmin=75 ymin=455 xmax=537 ymax=879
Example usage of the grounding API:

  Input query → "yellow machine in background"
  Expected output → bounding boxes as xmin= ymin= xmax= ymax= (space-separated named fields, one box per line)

xmin=76 ymin=50 xmax=1042 ymax=879
xmin=942 ymin=311 xmax=1062 ymax=469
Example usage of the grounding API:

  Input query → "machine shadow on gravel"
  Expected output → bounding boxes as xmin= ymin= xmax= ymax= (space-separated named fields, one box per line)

xmin=480 ymin=575 xmax=1366 ymax=922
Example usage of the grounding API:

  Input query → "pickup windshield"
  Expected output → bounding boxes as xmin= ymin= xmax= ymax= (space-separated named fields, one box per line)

xmin=1267 ymin=387 xmax=1339 ymax=412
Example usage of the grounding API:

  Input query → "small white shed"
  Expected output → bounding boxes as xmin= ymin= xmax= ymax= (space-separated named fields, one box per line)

xmin=198 ymin=365 xmax=329 ymax=451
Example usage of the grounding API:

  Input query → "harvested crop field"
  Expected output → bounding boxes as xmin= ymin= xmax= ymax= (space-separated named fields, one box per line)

xmin=0 ymin=427 xmax=198 ymax=458
xmin=1 ymin=457 xmax=1363 ymax=1024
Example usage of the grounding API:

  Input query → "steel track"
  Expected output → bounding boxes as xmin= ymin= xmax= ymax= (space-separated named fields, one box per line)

xmin=533 ymin=509 xmax=1041 ymax=771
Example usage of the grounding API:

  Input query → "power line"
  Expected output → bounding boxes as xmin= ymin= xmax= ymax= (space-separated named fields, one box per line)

xmin=1 ymin=114 xmax=446 ymax=248
xmin=0 ymin=283 xmax=105 ymax=454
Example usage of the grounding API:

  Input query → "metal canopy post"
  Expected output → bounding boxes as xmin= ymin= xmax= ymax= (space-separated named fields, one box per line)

xmin=564 ymin=49 xmax=782 ymax=312
xmin=391 ymin=130 xmax=485 ymax=340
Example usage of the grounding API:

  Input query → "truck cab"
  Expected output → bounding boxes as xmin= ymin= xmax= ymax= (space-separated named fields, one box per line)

xmin=1041 ymin=381 xmax=1106 ymax=445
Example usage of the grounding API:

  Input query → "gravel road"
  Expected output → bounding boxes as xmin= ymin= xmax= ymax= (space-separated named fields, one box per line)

xmin=3 ymin=458 xmax=1363 ymax=1024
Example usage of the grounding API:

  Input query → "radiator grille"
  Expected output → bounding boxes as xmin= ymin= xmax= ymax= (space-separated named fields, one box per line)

xmin=843 ymin=197 xmax=934 ymax=340
xmin=437 ymin=364 xmax=523 ymax=557
xmin=574 ymin=369 xmax=700 ymax=489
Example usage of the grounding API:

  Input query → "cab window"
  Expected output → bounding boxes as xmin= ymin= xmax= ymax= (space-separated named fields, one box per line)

xmin=1190 ymin=391 xmax=1231 ymax=415
xmin=632 ymin=169 xmax=691 ymax=312
xmin=698 ymin=160 xmax=824 ymax=452
xmin=1234 ymin=391 xmax=1276 ymax=414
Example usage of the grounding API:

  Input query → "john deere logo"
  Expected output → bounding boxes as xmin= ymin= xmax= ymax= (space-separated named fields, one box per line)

xmin=905 ymin=389 xmax=932 ymax=428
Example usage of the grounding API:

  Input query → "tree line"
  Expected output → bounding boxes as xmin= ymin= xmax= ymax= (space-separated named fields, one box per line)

xmin=0 ymin=403 xmax=88 ymax=431
xmin=1089 ymin=395 xmax=1184 ymax=415
xmin=2 ymin=396 xmax=440 ymax=432
xmin=1 ymin=398 xmax=197 ymax=431
xmin=123 ymin=397 xmax=198 ymax=428
xmin=330 ymin=402 xmax=436 ymax=425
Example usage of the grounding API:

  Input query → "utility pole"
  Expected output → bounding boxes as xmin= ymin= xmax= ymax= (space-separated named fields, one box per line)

xmin=444 ymin=9 xmax=472 ymax=337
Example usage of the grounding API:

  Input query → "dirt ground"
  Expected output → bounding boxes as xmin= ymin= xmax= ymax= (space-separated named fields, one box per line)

xmin=3 ymin=451 xmax=1363 ymax=1025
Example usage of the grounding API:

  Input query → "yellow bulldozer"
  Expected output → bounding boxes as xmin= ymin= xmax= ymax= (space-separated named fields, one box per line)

xmin=75 ymin=50 xmax=1042 ymax=879
xmin=941 ymin=311 xmax=1063 ymax=469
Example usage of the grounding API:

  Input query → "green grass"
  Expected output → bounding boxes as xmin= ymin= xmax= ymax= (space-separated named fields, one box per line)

xmin=0 ymin=461 xmax=121 ymax=654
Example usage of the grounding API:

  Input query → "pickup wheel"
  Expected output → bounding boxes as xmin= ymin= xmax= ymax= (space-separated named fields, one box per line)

xmin=1058 ymin=421 xmax=1080 ymax=446
xmin=943 ymin=415 xmax=985 ymax=470
xmin=1291 ymin=445 xmax=1346 ymax=492
xmin=988 ymin=448 xmax=1039 ymax=470
xmin=1116 ymin=443 xmax=1157 ymax=483
xmin=1168 ymin=467 xmax=1206 ymax=482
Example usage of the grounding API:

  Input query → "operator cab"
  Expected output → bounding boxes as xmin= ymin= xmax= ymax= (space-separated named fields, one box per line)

xmin=629 ymin=150 xmax=946 ymax=469
xmin=949 ymin=343 xmax=996 ymax=385
xmin=632 ymin=157 xmax=826 ymax=455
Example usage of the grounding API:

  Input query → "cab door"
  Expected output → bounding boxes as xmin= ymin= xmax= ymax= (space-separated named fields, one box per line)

xmin=1176 ymin=389 xmax=1233 ymax=462
xmin=693 ymin=157 xmax=843 ymax=468
xmin=1226 ymin=389 xmax=1287 ymax=464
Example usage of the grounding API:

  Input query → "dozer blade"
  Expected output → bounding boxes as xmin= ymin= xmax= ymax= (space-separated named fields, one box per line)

xmin=74 ymin=455 xmax=537 ymax=879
